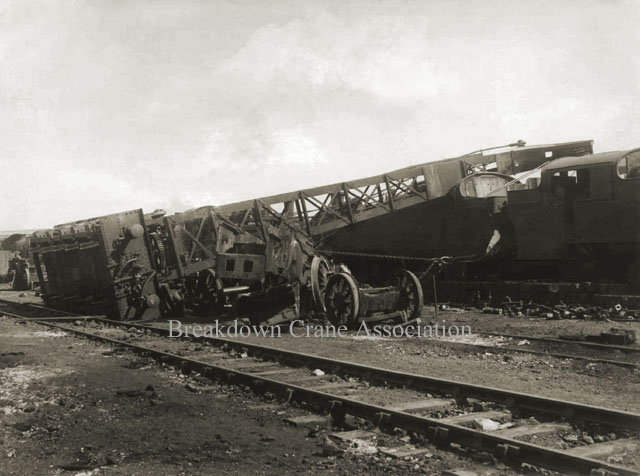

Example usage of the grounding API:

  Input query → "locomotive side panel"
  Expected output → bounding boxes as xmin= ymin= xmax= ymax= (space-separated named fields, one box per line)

xmin=508 ymin=149 xmax=640 ymax=286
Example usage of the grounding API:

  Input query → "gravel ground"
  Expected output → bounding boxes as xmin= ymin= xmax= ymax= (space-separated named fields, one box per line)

xmin=421 ymin=308 xmax=640 ymax=342
xmin=208 ymin=327 xmax=640 ymax=413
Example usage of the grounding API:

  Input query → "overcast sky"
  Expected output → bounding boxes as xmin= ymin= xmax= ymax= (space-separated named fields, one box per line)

xmin=1 ymin=0 xmax=639 ymax=230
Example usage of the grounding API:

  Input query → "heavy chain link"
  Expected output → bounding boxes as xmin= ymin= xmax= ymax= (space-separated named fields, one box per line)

xmin=320 ymin=249 xmax=474 ymax=263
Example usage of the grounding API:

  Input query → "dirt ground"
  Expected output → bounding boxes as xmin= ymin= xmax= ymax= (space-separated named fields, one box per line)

xmin=0 ymin=316 xmax=510 ymax=476
xmin=0 ymin=289 xmax=44 ymax=306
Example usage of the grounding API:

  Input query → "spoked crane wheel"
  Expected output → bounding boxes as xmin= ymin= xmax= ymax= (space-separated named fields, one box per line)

xmin=324 ymin=272 xmax=360 ymax=327
xmin=389 ymin=269 xmax=423 ymax=320
xmin=310 ymin=256 xmax=331 ymax=313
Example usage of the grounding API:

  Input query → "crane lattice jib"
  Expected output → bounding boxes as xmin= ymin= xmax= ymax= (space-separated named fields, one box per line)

xmin=197 ymin=140 xmax=593 ymax=243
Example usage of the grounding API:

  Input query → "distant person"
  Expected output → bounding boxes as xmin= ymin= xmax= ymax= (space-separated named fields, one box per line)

xmin=11 ymin=256 xmax=30 ymax=291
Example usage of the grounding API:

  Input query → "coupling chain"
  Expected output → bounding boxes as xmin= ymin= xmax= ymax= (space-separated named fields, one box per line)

xmin=320 ymin=250 xmax=453 ymax=262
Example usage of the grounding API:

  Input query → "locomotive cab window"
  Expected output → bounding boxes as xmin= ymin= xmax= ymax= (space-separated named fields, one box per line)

xmin=617 ymin=150 xmax=640 ymax=179
xmin=550 ymin=169 xmax=590 ymax=200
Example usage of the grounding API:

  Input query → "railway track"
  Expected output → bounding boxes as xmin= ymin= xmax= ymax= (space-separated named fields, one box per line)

xmin=405 ymin=307 xmax=640 ymax=367
xmin=422 ymin=334 xmax=640 ymax=369
xmin=478 ymin=331 xmax=640 ymax=354
xmin=2 ymin=297 xmax=638 ymax=368
xmin=2 ymin=307 xmax=639 ymax=475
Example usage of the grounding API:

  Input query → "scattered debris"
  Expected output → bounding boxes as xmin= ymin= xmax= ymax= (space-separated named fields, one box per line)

xmin=560 ymin=328 xmax=636 ymax=346
xmin=12 ymin=331 xmax=68 ymax=338
xmin=322 ymin=437 xmax=345 ymax=457
xmin=185 ymin=382 xmax=218 ymax=393
xmin=472 ymin=418 xmax=514 ymax=432
xmin=345 ymin=438 xmax=378 ymax=456
xmin=284 ymin=415 xmax=328 ymax=427
xmin=480 ymin=298 xmax=638 ymax=322
xmin=115 ymin=385 xmax=156 ymax=398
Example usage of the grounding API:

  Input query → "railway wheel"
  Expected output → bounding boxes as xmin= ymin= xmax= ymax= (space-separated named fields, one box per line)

xmin=158 ymin=284 xmax=185 ymax=318
xmin=310 ymin=256 xmax=331 ymax=312
xmin=324 ymin=272 xmax=360 ymax=327
xmin=390 ymin=269 xmax=423 ymax=320
xmin=195 ymin=269 xmax=225 ymax=314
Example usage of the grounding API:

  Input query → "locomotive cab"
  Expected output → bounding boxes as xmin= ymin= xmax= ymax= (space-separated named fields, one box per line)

xmin=508 ymin=149 xmax=640 ymax=285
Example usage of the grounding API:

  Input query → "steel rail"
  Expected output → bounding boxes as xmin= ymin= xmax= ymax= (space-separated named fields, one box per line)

xmin=423 ymin=338 xmax=638 ymax=368
xmin=0 ymin=309 xmax=98 ymax=321
xmin=477 ymin=332 xmax=640 ymax=354
xmin=28 ymin=319 xmax=639 ymax=476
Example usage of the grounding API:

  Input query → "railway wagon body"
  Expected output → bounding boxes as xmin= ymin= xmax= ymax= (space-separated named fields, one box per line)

xmin=508 ymin=149 xmax=640 ymax=285
xmin=30 ymin=209 xmax=161 ymax=320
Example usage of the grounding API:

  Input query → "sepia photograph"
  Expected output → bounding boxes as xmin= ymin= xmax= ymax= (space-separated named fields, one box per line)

xmin=1 ymin=1 xmax=639 ymax=475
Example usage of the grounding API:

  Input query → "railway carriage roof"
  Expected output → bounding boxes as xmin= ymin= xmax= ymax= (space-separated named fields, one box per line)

xmin=543 ymin=149 xmax=637 ymax=172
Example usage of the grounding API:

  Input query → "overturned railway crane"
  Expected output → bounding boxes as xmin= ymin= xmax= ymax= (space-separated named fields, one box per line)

xmin=29 ymin=206 xmax=321 ymax=322
xmin=29 ymin=202 xmax=423 ymax=323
